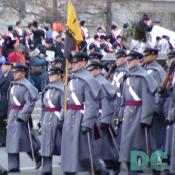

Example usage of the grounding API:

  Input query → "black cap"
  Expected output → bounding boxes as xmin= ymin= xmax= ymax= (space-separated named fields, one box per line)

xmin=115 ymin=49 xmax=127 ymax=59
xmin=167 ymin=50 xmax=175 ymax=59
xmin=48 ymin=66 xmax=64 ymax=75
xmin=94 ymin=34 xmax=100 ymax=40
xmin=52 ymin=58 xmax=64 ymax=65
xmin=45 ymin=38 xmax=53 ymax=44
xmin=90 ymin=52 xmax=103 ymax=60
xmin=144 ymin=47 xmax=159 ymax=56
xmin=12 ymin=64 xmax=29 ymax=73
xmin=142 ymin=14 xmax=150 ymax=21
xmin=71 ymin=52 xmax=89 ymax=63
xmin=87 ymin=61 xmax=104 ymax=71
xmin=127 ymin=50 xmax=144 ymax=61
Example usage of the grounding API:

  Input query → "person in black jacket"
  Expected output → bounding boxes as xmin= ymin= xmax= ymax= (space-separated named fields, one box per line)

xmin=32 ymin=20 xmax=45 ymax=47
xmin=0 ymin=61 xmax=12 ymax=147
xmin=134 ymin=14 xmax=153 ymax=42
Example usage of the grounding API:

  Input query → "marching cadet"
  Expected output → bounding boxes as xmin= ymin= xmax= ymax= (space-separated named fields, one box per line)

xmin=0 ymin=165 xmax=7 ymax=175
xmin=143 ymin=47 xmax=166 ymax=152
xmin=6 ymin=64 xmax=41 ymax=172
xmin=143 ymin=47 xmax=165 ymax=85
xmin=87 ymin=61 xmax=117 ymax=174
xmin=112 ymin=49 xmax=128 ymax=120
xmin=0 ymin=61 xmax=12 ymax=147
xmin=61 ymin=52 xmax=101 ymax=175
xmin=118 ymin=51 xmax=158 ymax=175
xmin=41 ymin=66 xmax=64 ymax=175
xmin=161 ymin=50 xmax=175 ymax=174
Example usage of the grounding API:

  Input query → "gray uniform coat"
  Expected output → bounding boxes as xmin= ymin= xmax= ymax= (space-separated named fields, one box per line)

xmin=6 ymin=78 xmax=39 ymax=153
xmin=61 ymin=68 xmax=101 ymax=172
xmin=119 ymin=65 xmax=158 ymax=162
xmin=144 ymin=60 xmax=166 ymax=150
xmin=112 ymin=64 xmax=128 ymax=120
xmin=168 ymin=83 xmax=175 ymax=173
xmin=41 ymin=81 xmax=64 ymax=157
xmin=95 ymin=74 xmax=117 ymax=161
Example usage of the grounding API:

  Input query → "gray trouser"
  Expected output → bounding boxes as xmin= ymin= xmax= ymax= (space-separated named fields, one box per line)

xmin=8 ymin=153 xmax=20 ymax=170
xmin=42 ymin=156 xmax=52 ymax=173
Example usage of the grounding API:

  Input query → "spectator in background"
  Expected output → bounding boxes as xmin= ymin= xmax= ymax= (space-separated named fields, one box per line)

xmin=2 ymin=37 xmax=16 ymax=58
xmin=23 ymin=22 xmax=34 ymax=41
xmin=114 ymin=35 xmax=126 ymax=50
xmin=109 ymin=24 xmax=121 ymax=44
xmin=89 ymin=34 xmax=100 ymax=50
xmin=37 ymin=38 xmax=57 ymax=62
xmin=134 ymin=14 xmax=153 ymax=42
xmin=29 ymin=46 xmax=47 ymax=91
xmin=53 ymin=34 xmax=64 ymax=59
xmin=6 ymin=26 xmax=15 ymax=40
xmin=80 ymin=20 xmax=89 ymax=40
xmin=32 ymin=20 xmax=45 ymax=47
xmin=14 ymin=21 xmax=23 ymax=40
xmin=8 ymin=43 xmax=26 ymax=65
xmin=0 ymin=60 xmax=12 ymax=147
xmin=104 ymin=35 xmax=114 ymax=53
xmin=96 ymin=26 xmax=105 ymax=37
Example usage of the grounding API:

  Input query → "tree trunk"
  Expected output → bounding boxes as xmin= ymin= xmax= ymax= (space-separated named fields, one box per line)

xmin=106 ymin=0 xmax=112 ymax=33
xmin=52 ymin=0 xmax=58 ymax=22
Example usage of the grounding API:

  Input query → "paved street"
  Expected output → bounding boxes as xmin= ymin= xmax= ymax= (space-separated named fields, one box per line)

xmin=0 ymin=147 xmax=62 ymax=175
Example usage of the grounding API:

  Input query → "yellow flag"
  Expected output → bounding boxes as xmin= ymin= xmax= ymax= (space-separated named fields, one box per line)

xmin=67 ymin=2 xmax=83 ymax=44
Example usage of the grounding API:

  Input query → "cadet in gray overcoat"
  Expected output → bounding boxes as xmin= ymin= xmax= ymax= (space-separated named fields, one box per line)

xmin=6 ymin=64 xmax=41 ymax=172
xmin=61 ymin=52 xmax=101 ymax=175
xmin=41 ymin=66 xmax=64 ymax=175
xmin=118 ymin=51 xmax=158 ymax=175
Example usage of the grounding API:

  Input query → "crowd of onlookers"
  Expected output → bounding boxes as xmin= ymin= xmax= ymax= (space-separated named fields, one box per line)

xmin=0 ymin=20 xmax=129 ymax=92
xmin=0 ymin=19 xmax=174 ymax=92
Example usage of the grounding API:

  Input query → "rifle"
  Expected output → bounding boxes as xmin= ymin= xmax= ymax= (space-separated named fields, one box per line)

xmin=162 ymin=60 xmax=175 ymax=90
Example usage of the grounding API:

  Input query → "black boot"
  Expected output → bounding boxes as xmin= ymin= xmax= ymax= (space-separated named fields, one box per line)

xmin=95 ymin=170 xmax=110 ymax=175
xmin=0 ymin=168 xmax=8 ymax=175
xmin=42 ymin=172 xmax=52 ymax=175
xmin=35 ymin=152 xmax=42 ymax=169
xmin=64 ymin=173 xmax=76 ymax=175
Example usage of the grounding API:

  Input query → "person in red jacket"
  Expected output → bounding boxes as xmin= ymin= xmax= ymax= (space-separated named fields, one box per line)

xmin=8 ymin=43 xmax=26 ymax=65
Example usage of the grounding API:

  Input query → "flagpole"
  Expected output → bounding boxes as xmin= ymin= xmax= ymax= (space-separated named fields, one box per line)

xmin=64 ymin=0 xmax=70 ymax=118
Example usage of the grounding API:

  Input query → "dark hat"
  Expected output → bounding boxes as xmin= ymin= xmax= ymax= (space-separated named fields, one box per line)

xmin=115 ymin=49 xmax=127 ymax=59
xmin=33 ymin=20 xmax=38 ymax=27
xmin=90 ymin=52 xmax=103 ymax=60
xmin=80 ymin=20 xmax=85 ymax=26
xmin=52 ymin=58 xmax=64 ymax=65
xmin=28 ymin=22 xmax=33 ymax=28
xmin=71 ymin=52 xmax=89 ymax=63
xmin=16 ymin=21 xmax=21 ymax=26
xmin=87 ymin=61 xmax=104 ymax=71
xmin=94 ymin=34 xmax=100 ymax=40
xmin=48 ymin=66 xmax=64 ymax=75
xmin=127 ymin=50 xmax=144 ymax=61
xmin=144 ymin=47 xmax=159 ymax=56
xmin=167 ymin=50 xmax=175 ymax=59
xmin=45 ymin=38 xmax=53 ymax=44
xmin=142 ymin=14 xmax=150 ymax=21
xmin=8 ymin=26 xmax=13 ymax=31
xmin=12 ymin=64 xmax=28 ymax=73
xmin=111 ymin=24 xmax=117 ymax=30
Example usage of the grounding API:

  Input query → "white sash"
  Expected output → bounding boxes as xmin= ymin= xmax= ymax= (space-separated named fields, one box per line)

xmin=11 ymin=86 xmax=21 ymax=106
xmin=126 ymin=78 xmax=141 ymax=101
xmin=147 ymin=69 xmax=153 ymax=74
xmin=70 ymin=80 xmax=84 ymax=114
xmin=46 ymin=90 xmax=61 ymax=120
